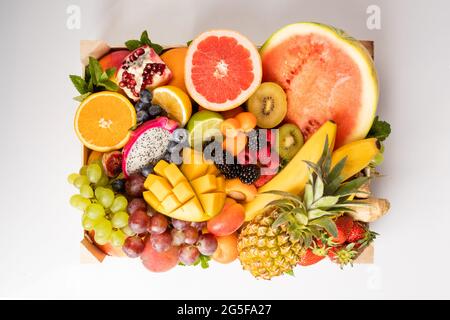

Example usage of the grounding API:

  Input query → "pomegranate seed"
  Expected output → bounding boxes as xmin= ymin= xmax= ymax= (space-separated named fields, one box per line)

xmin=135 ymin=48 xmax=145 ymax=56
xmin=119 ymin=81 xmax=125 ymax=87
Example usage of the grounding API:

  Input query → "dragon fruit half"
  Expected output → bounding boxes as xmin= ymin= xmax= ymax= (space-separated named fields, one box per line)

xmin=122 ymin=117 xmax=178 ymax=177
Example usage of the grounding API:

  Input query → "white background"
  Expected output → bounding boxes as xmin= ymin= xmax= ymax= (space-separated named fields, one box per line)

xmin=0 ymin=0 xmax=449 ymax=299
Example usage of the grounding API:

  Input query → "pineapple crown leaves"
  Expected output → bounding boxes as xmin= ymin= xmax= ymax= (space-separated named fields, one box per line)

xmin=69 ymin=56 xmax=119 ymax=102
xmin=264 ymin=136 xmax=371 ymax=248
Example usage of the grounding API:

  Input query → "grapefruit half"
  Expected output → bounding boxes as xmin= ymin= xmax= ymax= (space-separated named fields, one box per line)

xmin=185 ymin=30 xmax=262 ymax=111
xmin=260 ymin=22 xmax=378 ymax=148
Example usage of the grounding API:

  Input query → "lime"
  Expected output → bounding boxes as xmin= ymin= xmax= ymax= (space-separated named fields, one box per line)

xmin=187 ymin=110 xmax=224 ymax=149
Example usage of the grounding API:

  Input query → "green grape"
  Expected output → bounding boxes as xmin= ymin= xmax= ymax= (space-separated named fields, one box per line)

xmin=99 ymin=188 xmax=115 ymax=208
xmin=79 ymin=165 xmax=88 ymax=176
xmin=94 ymin=233 xmax=110 ymax=246
xmin=111 ymin=211 xmax=129 ymax=229
xmin=87 ymin=163 xmax=102 ymax=184
xmin=74 ymin=175 xmax=90 ymax=189
xmin=96 ymin=174 xmax=109 ymax=187
xmin=67 ymin=173 xmax=80 ymax=185
xmin=82 ymin=212 xmax=97 ymax=231
xmin=110 ymin=196 xmax=128 ymax=213
xmin=94 ymin=219 xmax=112 ymax=239
xmin=110 ymin=230 xmax=127 ymax=247
xmin=94 ymin=186 xmax=105 ymax=200
xmin=70 ymin=194 xmax=91 ymax=211
xmin=86 ymin=203 xmax=105 ymax=220
xmin=371 ymin=153 xmax=384 ymax=167
xmin=80 ymin=184 xmax=94 ymax=199
xmin=121 ymin=225 xmax=136 ymax=237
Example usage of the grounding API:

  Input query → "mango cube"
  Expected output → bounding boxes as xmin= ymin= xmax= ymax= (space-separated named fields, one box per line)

xmin=163 ymin=163 xmax=187 ymax=186
xmin=146 ymin=174 xmax=172 ymax=201
xmin=180 ymin=163 xmax=209 ymax=181
xmin=161 ymin=194 xmax=182 ymax=212
xmin=198 ymin=192 xmax=226 ymax=217
xmin=190 ymin=174 xmax=217 ymax=194
xmin=172 ymin=180 xmax=195 ymax=203
xmin=154 ymin=160 xmax=170 ymax=177
xmin=216 ymin=176 xmax=225 ymax=192
xmin=206 ymin=164 xmax=219 ymax=176
xmin=143 ymin=191 xmax=163 ymax=212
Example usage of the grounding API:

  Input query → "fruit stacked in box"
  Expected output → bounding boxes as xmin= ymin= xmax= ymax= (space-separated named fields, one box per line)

xmin=68 ymin=23 xmax=391 ymax=279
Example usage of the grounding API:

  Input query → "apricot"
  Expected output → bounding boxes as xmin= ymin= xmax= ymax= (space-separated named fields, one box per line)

xmin=222 ymin=133 xmax=247 ymax=157
xmin=87 ymin=151 xmax=103 ymax=164
xmin=141 ymin=237 xmax=180 ymax=272
xmin=99 ymin=50 xmax=130 ymax=77
xmin=220 ymin=118 xmax=241 ymax=138
xmin=160 ymin=47 xmax=188 ymax=92
xmin=207 ymin=202 xmax=245 ymax=236
xmin=225 ymin=179 xmax=257 ymax=202
xmin=235 ymin=112 xmax=257 ymax=133
xmin=212 ymin=233 xmax=239 ymax=264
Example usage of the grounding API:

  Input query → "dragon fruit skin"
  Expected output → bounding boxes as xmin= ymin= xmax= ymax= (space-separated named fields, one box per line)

xmin=122 ymin=117 xmax=178 ymax=177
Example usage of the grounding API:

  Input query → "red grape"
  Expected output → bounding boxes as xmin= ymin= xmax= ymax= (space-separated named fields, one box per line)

xmin=129 ymin=209 xmax=151 ymax=234
xmin=179 ymin=245 xmax=200 ymax=265
xmin=122 ymin=236 xmax=145 ymax=258
xmin=197 ymin=234 xmax=218 ymax=256
xmin=148 ymin=213 xmax=168 ymax=234
xmin=125 ymin=174 xmax=146 ymax=197
xmin=171 ymin=218 xmax=190 ymax=230
xmin=191 ymin=222 xmax=206 ymax=230
xmin=183 ymin=226 xmax=199 ymax=245
xmin=171 ymin=229 xmax=186 ymax=246
xmin=150 ymin=231 xmax=173 ymax=252
xmin=127 ymin=198 xmax=147 ymax=215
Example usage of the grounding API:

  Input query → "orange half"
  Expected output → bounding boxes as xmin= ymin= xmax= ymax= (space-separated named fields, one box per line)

xmin=74 ymin=92 xmax=136 ymax=152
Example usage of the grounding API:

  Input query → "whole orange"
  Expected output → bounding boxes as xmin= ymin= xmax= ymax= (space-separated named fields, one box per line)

xmin=161 ymin=47 xmax=188 ymax=92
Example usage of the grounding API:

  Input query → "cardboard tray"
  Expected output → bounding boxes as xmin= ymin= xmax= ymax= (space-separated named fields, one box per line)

xmin=78 ymin=39 xmax=375 ymax=265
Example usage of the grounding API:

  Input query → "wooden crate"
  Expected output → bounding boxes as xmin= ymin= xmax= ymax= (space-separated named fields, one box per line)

xmin=79 ymin=40 xmax=376 ymax=264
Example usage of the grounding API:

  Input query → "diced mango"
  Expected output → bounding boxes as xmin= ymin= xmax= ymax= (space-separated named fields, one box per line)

xmin=143 ymin=191 xmax=163 ymax=212
xmin=147 ymin=175 xmax=172 ymax=201
xmin=216 ymin=176 xmax=225 ymax=192
xmin=171 ymin=197 xmax=205 ymax=221
xmin=206 ymin=164 xmax=219 ymax=176
xmin=163 ymin=163 xmax=187 ymax=186
xmin=161 ymin=194 xmax=182 ymax=212
xmin=144 ymin=174 xmax=166 ymax=190
xmin=190 ymin=174 xmax=217 ymax=194
xmin=172 ymin=180 xmax=195 ymax=203
xmin=180 ymin=163 xmax=209 ymax=181
xmin=198 ymin=192 xmax=226 ymax=217
xmin=154 ymin=160 xmax=170 ymax=177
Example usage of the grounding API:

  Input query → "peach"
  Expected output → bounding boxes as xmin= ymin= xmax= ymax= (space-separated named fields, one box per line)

xmin=220 ymin=118 xmax=241 ymax=138
xmin=99 ymin=50 xmax=130 ymax=77
xmin=235 ymin=112 xmax=257 ymax=133
xmin=212 ymin=233 xmax=239 ymax=264
xmin=207 ymin=201 xmax=245 ymax=236
xmin=225 ymin=179 xmax=257 ymax=202
xmin=141 ymin=237 xmax=180 ymax=272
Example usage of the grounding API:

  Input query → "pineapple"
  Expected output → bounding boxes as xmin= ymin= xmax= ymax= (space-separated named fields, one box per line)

xmin=238 ymin=138 xmax=369 ymax=279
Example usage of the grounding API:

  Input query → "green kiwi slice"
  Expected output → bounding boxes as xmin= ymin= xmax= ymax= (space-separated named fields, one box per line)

xmin=247 ymin=82 xmax=287 ymax=128
xmin=278 ymin=123 xmax=304 ymax=160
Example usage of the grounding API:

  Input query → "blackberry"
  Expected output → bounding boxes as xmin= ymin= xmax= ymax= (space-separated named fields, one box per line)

xmin=247 ymin=130 xmax=259 ymax=151
xmin=239 ymin=165 xmax=261 ymax=184
xmin=217 ymin=163 xmax=242 ymax=179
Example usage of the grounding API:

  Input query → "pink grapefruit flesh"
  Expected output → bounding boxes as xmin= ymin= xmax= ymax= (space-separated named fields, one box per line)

xmin=260 ymin=23 xmax=378 ymax=148
xmin=185 ymin=30 xmax=262 ymax=111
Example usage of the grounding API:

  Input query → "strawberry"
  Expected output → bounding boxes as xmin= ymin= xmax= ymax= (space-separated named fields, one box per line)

xmin=298 ymin=249 xmax=326 ymax=266
xmin=347 ymin=221 xmax=378 ymax=249
xmin=330 ymin=215 xmax=354 ymax=244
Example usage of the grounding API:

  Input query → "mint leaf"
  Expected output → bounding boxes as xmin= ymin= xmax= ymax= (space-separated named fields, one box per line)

xmin=99 ymin=80 xmax=119 ymax=91
xmin=186 ymin=40 xmax=193 ymax=46
xmin=367 ymin=116 xmax=391 ymax=142
xmin=150 ymin=43 xmax=163 ymax=54
xmin=105 ymin=67 xmax=116 ymax=79
xmin=99 ymin=71 xmax=109 ymax=83
xmin=125 ymin=40 xmax=141 ymax=51
xmin=73 ymin=92 xmax=91 ymax=102
xmin=88 ymin=57 xmax=103 ymax=85
xmin=140 ymin=30 xmax=150 ymax=44
xmin=199 ymin=255 xmax=210 ymax=269
xmin=69 ymin=75 xmax=87 ymax=94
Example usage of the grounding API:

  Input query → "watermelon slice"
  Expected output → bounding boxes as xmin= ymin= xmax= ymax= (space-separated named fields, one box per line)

xmin=260 ymin=22 xmax=378 ymax=148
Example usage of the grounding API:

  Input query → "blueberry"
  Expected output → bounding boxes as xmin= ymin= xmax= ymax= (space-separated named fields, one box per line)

xmin=170 ymin=128 xmax=189 ymax=144
xmin=148 ymin=104 xmax=163 ymax=117
xmin=111 ymin=179 xmax=126 ymax=193
xmin=140 ymin=89 xmax=153 ymax=104
xmin=136 ymin=110 xmax=150 ymax=123
xmin=135 ymin=100 xmax=149 ymax=112
xmin=140 ymin=164 xmax=155 ymax=177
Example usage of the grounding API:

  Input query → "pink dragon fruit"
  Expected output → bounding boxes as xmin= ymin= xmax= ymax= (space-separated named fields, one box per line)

xmin=122 ymin=117 xmax=178 ymax=177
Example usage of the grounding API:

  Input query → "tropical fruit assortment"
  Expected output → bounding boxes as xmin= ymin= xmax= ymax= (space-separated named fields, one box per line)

xmin=68 ymin=23 xmax=391 ymax=279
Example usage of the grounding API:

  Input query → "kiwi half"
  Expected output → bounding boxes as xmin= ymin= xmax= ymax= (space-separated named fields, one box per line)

xmin=278 ymin=123 xmax=304 ymax=160
xmin=247 ymin=82 xmax=287 ymax=128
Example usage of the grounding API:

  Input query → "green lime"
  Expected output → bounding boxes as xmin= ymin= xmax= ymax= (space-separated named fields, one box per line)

xmin=187 ymin=110 xmax=224 ymax=149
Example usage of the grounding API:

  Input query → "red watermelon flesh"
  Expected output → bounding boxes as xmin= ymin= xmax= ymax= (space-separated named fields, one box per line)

xmin=261 ymin=23 xmax=378 ymax=148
